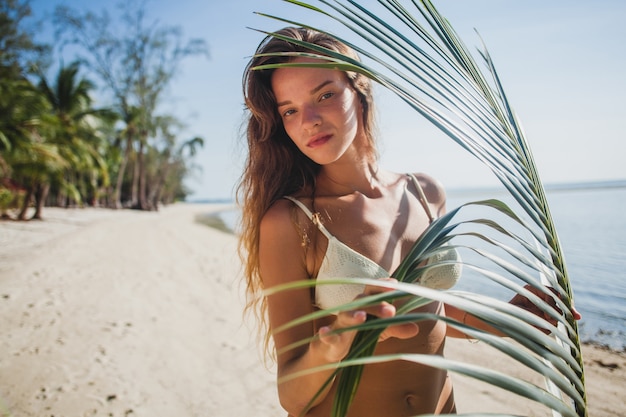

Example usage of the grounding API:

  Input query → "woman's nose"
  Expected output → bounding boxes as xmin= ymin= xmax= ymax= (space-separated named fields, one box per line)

xmin=302 ymin=105 xmax=321 ymax=129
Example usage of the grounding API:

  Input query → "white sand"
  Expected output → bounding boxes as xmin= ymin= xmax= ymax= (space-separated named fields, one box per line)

xmin=0 ymin=204 xmax=280 ymax=416
xmin=0 ymin=204 xmax=623 ymax=416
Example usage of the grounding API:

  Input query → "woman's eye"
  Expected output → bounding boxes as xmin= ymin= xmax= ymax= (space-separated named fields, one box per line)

xmin=282 ymin=109 xmax=295 ymax=117
xmin=320 ymin=92 xmax=334 ymax=101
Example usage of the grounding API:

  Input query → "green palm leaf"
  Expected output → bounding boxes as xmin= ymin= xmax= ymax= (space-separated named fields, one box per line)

xmin=256 ymin=1 xmax=586 ymax=416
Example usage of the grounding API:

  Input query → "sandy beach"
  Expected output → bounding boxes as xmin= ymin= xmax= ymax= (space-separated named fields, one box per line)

xmin=1 ymin=204 xmax=623 ymax=416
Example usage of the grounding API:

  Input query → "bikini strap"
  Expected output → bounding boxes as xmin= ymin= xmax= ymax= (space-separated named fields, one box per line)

xmin=408 ymin=173 xmax=436 ymax=223
xmin=283 ymin=196 xmax=333 ymax=239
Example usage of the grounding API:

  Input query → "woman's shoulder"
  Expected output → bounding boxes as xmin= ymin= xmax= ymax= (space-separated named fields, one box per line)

xmin=409 ymin=171 xmax=447 ymax=207
xmin=260 ymin=196 xmax=312 ymax=239
xmin=259 ymin=199 xmax=303 ymax=260
xmin=261 ymin=198 xmax=295 ymax=234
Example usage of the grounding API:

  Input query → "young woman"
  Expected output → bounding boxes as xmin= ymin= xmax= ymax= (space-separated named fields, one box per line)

xmin=238 ymin=27 xmax=578 ymax=417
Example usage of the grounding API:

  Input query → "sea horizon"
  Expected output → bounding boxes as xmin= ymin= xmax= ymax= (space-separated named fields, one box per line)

xmin=187 ymin=178 xmax=626 ymax=205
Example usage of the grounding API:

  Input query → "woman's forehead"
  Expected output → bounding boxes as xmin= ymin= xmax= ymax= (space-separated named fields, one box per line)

xmin=271 ymin=61 xmax=347 ymax=97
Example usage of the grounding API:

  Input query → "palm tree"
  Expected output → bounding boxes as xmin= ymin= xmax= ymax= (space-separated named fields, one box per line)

xmin=111 ymin=105 xmax=142 ymax=208
xmin=53 ymin=0 xmax=209 ymax=210
xmin=256 ymin=1 xmax=586 ymax=416
xmin=0 ymin=75 xmax=65 ymax=220
xmin=37 ymin=61 xmax=115 ymax=213
xmin=0 ymin=0 xmax=56 ymax=219
xmin=142 ymin=114 xmax=204 ymax=207
xmin=157 ymin=134 xmax=204 ymax=206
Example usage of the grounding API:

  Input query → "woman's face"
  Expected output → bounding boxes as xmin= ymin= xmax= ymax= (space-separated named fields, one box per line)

xmin=271 ymin=58 xmax=364 ymax=166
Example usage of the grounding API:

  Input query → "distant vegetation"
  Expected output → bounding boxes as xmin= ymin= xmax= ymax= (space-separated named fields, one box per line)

xmin=0 ymin=0 xmax=209 ymax=220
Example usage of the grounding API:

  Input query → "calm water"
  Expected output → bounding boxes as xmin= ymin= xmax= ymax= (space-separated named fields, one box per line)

xmin=213 ymin=185 xmax=626 ymax=350
xmin=446 ymin=186 xmax=626 ymax=351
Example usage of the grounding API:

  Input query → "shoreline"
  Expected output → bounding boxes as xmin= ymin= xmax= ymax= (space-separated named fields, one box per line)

xmin=1 ymin=204 xmax=624 ymax=416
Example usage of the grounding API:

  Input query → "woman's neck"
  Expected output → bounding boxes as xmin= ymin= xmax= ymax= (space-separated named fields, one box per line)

xmin=317 ymin=162 xmax=388 ymax=198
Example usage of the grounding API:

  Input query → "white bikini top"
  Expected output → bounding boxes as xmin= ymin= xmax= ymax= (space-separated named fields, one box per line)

xmin=285 ymin=174 xmax=462 ymax=310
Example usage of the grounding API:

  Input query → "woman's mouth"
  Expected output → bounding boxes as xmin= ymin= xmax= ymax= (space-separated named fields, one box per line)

xmin=307 ymin=134 xmax=332 ymax=148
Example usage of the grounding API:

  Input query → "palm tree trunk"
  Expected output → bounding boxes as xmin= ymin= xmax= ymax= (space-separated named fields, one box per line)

xmin=17 ymin=186 xmax=34 ymax=221
xmin=32 ymin=182 xmax=50 ymax=220
xmin=56 ymin=188 xmax=66 ymax=207
xmin=148 ymin=161 xmax=169 ymax=210
xmin=137 ymin=136 xmax=150 ymax=210
xmin=113 ymin=134 xmax=133 ymax=209
xmin=131 ymin=149 xmax=140 ymax=208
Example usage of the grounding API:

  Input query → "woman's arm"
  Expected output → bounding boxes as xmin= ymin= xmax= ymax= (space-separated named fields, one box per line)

xmin=445 ymin=286 xmax=582 ymax=339
xmin=259 ymin=200 xmax=365 ymax=415
xmin=444 ymin=304 xmax=506 ymax=338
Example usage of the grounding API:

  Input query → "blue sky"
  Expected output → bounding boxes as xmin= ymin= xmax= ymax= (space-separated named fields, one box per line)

xmin=30 ymin=0 xmax=626 ymax=200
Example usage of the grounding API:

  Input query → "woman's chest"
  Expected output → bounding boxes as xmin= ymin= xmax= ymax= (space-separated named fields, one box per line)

xmin=313 ymin=195 xmax=431 ymax=273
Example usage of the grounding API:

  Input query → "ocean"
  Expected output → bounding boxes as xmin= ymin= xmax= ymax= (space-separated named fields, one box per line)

xmin=208 ymin=183 xmax=626 ymax=351
xmin=446 ymin=184 xmax=626 ymax=351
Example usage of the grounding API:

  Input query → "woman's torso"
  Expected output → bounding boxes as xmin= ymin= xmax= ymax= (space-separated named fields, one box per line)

xmin=289 ymin=173 xmax=455 ymax=416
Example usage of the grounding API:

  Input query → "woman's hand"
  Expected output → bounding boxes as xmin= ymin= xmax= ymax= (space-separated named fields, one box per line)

xmin=317 ymin=279 xmax=419 ymax=361
xmin=508 ymin=284 xmax=582 ymax=332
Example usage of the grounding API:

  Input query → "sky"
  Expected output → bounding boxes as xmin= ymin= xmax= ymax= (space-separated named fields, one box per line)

xmin=29 ymin=0 xmax=626 ymax=200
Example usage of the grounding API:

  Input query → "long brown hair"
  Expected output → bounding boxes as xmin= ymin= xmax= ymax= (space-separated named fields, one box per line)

xmin=237 ymin=27 xmax=377 ymax=357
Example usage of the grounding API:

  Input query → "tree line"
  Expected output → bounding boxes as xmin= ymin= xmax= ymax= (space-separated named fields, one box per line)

xmin=0 ymin=0 xmax=209 ymax=220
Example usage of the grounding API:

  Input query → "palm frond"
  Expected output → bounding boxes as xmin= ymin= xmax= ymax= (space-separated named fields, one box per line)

xmin=256 ymin=1 xmax=586 ymax=416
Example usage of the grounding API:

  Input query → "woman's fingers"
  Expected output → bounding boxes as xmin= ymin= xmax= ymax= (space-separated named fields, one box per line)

xmin=317 ymin=310 xmax=367 ymax=361
xmin=378 ymin=321 xmax=419 ymax=342
xmin=318 ymin=310 xmax=366 ymax=339
xmin=545 ymin=286 xmax=582 ymax=320
xmin=362 ymin=278 xmax=420 ymax=340
xmin=319 ymin=277 xmax=421 ymax=354
xmin=359 ymin=277 xmax=399 ymax=318
xmin=509 ymin=285 xmax=582 ymax=333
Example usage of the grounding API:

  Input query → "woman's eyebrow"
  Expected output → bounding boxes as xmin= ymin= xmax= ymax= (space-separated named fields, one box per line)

xmin=311 ymin=80 xmax=334 ymax=95
xmin=277 ymin=80 xmax=335 ymax=107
